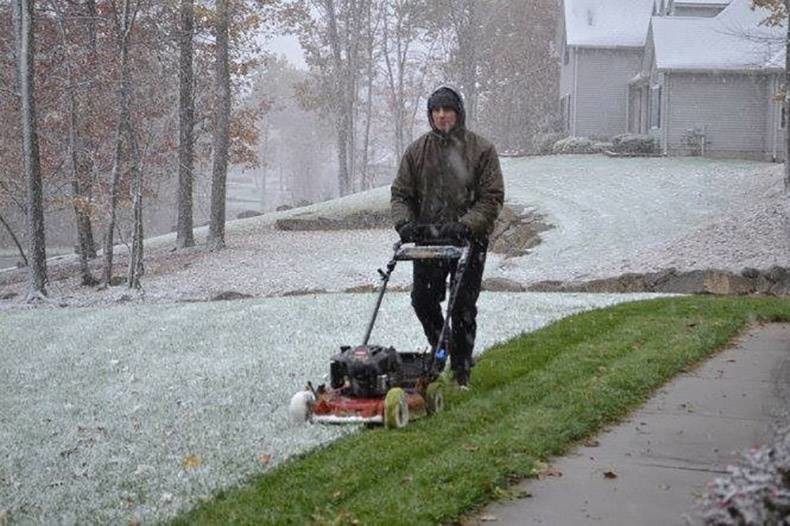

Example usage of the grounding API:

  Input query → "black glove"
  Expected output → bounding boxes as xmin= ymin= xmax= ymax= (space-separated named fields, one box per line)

xmin=397 ymin=221 xmax=417 ymax=243
xmin=440 ymin=222 xmax=471 ymax=243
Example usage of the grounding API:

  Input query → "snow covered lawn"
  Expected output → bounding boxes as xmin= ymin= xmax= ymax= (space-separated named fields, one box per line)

xmin=494 ymin=155 xmax=788 ymax=283
xmin=0 ymin=291 xmax=666 ymax=523
xmin=1 ymin=155 xmax=786 ymax=308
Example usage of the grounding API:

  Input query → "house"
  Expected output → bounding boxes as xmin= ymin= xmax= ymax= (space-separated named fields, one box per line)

xmin=558 ymin=0 xmax=785 ymax=160
xmin=557 ymin=0 xmax=656 ymax=138
xmin=631 ymin=0 xmax=785 ymax=160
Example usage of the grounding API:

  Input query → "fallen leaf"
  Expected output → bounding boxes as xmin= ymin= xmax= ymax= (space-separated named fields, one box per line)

xmin=182 ymin=454 xmax=202 ymax=470
xmin=583 ymin=439 xmax=600 ymax=447
xmin=257 ymin=454 xmax=272 ymax=465
xmin=529 ymin=461 xmax=549 ymax=477
xmin=463 ymin=444 xmax=479 ymax=452
xmin=726 ymin=359 xmax=736 ymax=363
xmin=538 ymin=466 xmax=563 ymax=479
xmin=332 ymin=490 xmax=342 ymax=499
xmin=403 ymin=475 xmax=413 ymax=483
xmin=479 ymin=514 xmax=498 ymax=522
xmin=603 ymin=470 xmax=618 ymax=479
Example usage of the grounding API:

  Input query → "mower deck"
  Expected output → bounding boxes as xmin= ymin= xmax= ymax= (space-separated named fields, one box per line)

xmin=311 ymin=389 xmax=427 ymax=425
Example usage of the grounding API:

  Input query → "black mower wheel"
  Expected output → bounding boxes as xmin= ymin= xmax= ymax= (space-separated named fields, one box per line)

xmin=425 ymin=382 xmax=444 ymax=415
xmin=383 ymin=388 xmax=409 ymax=429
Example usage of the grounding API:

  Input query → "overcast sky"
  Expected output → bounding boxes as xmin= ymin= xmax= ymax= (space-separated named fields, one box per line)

xmin=265 ymin=33 xmax=307 ymax=70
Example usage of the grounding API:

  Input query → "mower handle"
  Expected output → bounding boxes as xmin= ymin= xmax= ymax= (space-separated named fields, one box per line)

xmin=394 ymin=243 xmax=469 ymax=261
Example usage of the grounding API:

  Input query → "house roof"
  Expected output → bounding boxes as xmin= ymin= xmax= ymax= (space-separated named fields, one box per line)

xmin=564 ymin=0 xmax=657 ymax=48
xmin=652 ymin=0 xmax=784 ymax=71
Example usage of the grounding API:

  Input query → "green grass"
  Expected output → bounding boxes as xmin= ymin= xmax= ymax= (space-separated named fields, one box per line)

xmin=173 ymin=296 xmax=790 ymax=526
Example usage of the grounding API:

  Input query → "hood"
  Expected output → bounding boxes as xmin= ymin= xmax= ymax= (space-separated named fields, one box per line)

xmin=427 ymin=86 xmax=466 ymax=136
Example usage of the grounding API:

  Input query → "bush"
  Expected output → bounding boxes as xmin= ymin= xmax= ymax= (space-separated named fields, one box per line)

xmin=701 ymin=426 xmax=790 ymax=525
xmin=532 ymin=132 xmax=567 ymax=155
xmin=611 ymin=133 xmax=657 ymax=154
xmin=552 ymin=136 xmax=601 ymax=155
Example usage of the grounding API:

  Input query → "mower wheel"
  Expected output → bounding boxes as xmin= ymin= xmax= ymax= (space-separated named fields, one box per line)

xmin=425 ymin=382 xmax=444 ymax=415
xmin=288 ymin=391 xmax=315 ymax=424
xmin=383 ymin=388 xmax=409 ymax=429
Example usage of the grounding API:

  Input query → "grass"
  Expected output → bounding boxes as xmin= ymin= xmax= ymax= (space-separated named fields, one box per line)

xmin=173 ymin=296 xmax=790 ymax=526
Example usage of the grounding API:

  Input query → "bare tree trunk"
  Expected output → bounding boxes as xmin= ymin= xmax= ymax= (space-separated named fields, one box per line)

xmin=207 ymin=0 xmax=230 ymax=250
xmin=0 ymin=212 xmax=27 ymax=267
xmin=360 ymin=0 xmax=375 ymax=190
xmin=176 ymin=0 xmax=195 ymax=248
xmin=14 ymin=0 xmax=47 ymax=298
xmin=103 ymin=0 xmax=137 ymax=287
xmin=785 ymin=0 xmax=790 ymax=193
xmin=82 ymin=0 xmax=99 ymax=260
xmin=128 ymin=145 xmax=144 ymax=289
xmin=324 ymin=0 xmax=352 ymax=196
xmin=449 ymin=0 xmax=478 ymax=126
xmin=50 ymin=0 xmax=98 ymax=286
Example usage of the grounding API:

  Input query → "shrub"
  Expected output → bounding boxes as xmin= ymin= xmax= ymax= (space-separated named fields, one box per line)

xmin=532 ymin=132 xmax=567 ymax=155
xmin=611 ymin=133 xmax=657 ymax=154
xmin=701 ymin=426 xmax=790 ymax=525
xmin=552 ymin=136 xmax=600 ymax=155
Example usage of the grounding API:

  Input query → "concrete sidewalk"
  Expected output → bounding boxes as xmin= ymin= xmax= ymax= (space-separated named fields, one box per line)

xmin=471 ymin=323 xmax=790 ymax=526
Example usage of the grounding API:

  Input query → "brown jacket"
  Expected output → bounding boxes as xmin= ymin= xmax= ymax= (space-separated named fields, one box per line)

xmin=390 ymin=126 xmax=504 ymax=241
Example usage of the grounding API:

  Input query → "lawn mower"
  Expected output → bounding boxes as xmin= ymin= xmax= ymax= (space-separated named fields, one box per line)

xmin=289 ymin=231 xmax=471 ymax=429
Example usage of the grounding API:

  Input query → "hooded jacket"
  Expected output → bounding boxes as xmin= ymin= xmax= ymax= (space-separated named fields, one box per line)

xmin=390 ymin=87 xmax=504 ymax=241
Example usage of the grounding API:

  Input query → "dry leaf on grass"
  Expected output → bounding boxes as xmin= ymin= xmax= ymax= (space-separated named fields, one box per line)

xmin=182 ymin=454 xmax=202 ymax=470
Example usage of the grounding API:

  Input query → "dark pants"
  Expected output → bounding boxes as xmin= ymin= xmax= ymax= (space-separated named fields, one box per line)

xmin=411 ymin=241 xmax=487 ymax=377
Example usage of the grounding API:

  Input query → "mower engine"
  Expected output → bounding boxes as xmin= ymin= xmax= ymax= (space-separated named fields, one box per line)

xmin=330 ymin=345 xmax=402 ymax=397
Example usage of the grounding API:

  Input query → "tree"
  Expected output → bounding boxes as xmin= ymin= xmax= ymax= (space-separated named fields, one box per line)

xmin=176 ymin=0 xmax=196 ymax=249
xmin=207 ymin=0 xmax=231 ymax=251
xmin=102 ymin=0 xmax=143 ymax=287
xmin=289 ymin=0 xmax=370 ymax=196
xmin=475 ymin=0 xmax=558 ymax=152
xmin=13 ymin=0 xmax=47 ymax=299
xmin=752 ymin=0 xmax=790 ymax=193
xmin=380 ymin=0 xmax=428 ymax=160
xmin=49 ymin=0 xmax=99 ymax=286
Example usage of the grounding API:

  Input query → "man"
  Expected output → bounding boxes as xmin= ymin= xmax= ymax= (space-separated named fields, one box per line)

xmin=391 ymin=86 xmax=504 ymax=388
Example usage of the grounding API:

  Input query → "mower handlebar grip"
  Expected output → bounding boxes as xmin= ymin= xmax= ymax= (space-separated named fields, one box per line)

xmin=394 ymin=244 xmax=468 ymax=261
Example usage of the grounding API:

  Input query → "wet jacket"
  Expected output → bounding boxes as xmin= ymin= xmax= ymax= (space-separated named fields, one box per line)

xmin=390 ymin=106 xmax=504 ymax=241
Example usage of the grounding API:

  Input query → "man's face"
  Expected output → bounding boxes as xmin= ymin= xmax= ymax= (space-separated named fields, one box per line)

xmin=431 ymin=106 xmax=457 ymax=133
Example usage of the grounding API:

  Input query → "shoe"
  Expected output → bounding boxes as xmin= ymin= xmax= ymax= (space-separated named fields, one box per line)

xmin=453 ymin=368 xmax=470 ymax=390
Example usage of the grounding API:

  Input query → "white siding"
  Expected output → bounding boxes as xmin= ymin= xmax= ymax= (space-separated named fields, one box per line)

xmin=574 ymin=48 xmax=643 ymax=138
xmin=666 ymin=73 xmax=770 ymax=159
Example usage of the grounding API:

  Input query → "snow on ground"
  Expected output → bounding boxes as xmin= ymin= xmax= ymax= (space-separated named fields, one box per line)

xmin=3 ymin=155 xmax=785 ymax=308
xmin=0 ymin=154 xmax=784 ymax=523
xmin=492 ymin=155 xmax=789 ymax=283
xmin=0 ymin=291 xmax=666 ymax=524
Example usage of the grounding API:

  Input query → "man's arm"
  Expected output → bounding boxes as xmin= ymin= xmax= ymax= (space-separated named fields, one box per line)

xmin=459 ymin=145 xmax=504 ymax=240
xmin=390 ymin=147 xmax=417 ymax=230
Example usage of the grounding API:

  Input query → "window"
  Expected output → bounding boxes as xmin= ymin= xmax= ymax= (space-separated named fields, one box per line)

xmin=651 ymin=85 xmax=662 ymax=129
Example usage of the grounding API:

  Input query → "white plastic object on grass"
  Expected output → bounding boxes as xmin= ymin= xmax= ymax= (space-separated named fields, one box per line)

xmin=288 ymin=391 xmax=316 ymax=424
